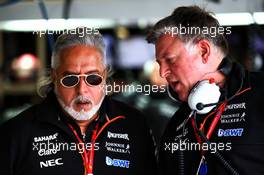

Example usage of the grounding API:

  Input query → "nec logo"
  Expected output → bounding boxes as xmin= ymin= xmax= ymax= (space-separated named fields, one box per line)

xmin=218 ymin=128 xmax=244 ymax=137
xmin=106 ymin=156 xmax=130 ymax=168
xmin=40 ymin=158 xmax=63 ymax=168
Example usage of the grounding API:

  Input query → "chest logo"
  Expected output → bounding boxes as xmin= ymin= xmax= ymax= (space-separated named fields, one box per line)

xmin=40 ymin=158 xmax=63 ymax=168
xmin=107 ymin=131 xmax=129 ymax=140
xmin=218 ymin=128 xmax=244 ymax=137
xmin=105 ymin=156 xmax=130 ymax=168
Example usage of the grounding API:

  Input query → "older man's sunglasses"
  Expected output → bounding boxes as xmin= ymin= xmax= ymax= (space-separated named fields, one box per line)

xmin=60 ymin=74 xmax=103 ymax=88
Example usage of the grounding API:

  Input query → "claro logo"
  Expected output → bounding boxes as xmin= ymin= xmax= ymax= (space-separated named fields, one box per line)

xmin=40 ymin=158 xmax=63 ymax=168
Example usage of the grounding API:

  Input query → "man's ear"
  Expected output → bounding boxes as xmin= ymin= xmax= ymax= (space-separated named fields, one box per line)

xmin=197 ymin=39 xmax=211 ymax=64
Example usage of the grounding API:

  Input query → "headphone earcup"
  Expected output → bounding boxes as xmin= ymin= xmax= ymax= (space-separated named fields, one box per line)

xmin=188 ymin=80 xmax=221 ymax=114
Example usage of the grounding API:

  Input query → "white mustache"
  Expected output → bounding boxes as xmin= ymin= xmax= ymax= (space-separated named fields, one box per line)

xmin=73 ymin=95 xmax=92 ymax=104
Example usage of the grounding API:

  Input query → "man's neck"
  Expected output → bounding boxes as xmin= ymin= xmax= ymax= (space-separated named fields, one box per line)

xmin=212 ymin=72 xmax=226 ymax=88
xmin=203 ymin=68 xmax=226 ymax=88
xmin=75 ymin=114 xmax=99 ymax=135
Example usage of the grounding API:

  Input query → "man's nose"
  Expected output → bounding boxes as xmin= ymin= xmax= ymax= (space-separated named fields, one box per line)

xmin=77 ymin=77 xmax=88 ymax=94
xmin=159 ymin=64 xmax=170 ymax=78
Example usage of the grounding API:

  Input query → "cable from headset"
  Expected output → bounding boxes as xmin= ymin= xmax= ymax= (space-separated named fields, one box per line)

xmin=178 ymin=111 xmax=194 ymax=175
xmin=178 ymin=148 xmax=184 ymax=175
xmin=192 ymin=111 xmax=240 ymax=175
xmin=167 ymin=85 xmax=180 ymax=102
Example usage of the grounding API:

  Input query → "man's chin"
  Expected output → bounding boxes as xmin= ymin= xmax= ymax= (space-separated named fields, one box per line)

xmin=74 ymin=105 xmax=92 ymax=112
xmin=73 ymin=116 xmax=91 ymax=121
xmin=178 ymin=93 xmax=188 ymax=102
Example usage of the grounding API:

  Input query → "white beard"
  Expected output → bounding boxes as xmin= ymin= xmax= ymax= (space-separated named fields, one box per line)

xmin=57 ymin=95 xmax=105 ymax=121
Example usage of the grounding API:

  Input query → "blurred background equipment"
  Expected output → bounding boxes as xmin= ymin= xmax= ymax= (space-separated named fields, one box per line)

xmin=0 ymin=0 xmax=264 ymax=146
xmin=11 ymin=53 xmax=39 ymax=81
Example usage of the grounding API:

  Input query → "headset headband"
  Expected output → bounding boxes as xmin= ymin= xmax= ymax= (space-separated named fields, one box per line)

xmin=217 ymin=57 xmax=233 ymax=76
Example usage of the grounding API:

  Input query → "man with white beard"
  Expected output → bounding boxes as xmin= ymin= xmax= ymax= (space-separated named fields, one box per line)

xmin=0 ymin=27 xmax=157 ymax=175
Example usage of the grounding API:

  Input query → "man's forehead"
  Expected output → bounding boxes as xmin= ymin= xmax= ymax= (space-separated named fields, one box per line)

xmin=60 ymin=45 xmax=102 ymax=57
xmin=57 ymin=48 xmax=105 ymax=74
xmin=59 ymin=60 xmax=104 ymax=72
xmin=155 ymin=34 xmax=178 ymax=59
xmin=59 ymin=45 xmax=104 ymax=63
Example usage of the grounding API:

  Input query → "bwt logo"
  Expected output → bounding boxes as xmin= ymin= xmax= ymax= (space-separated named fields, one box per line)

xmin=105 ymin=156 xmax=130 ymax=168
xmin=218 ymin=128 xmax=244 ymax=137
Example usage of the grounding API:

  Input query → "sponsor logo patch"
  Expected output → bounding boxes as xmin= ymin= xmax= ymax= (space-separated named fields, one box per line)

xmin=34 ymin=133 xmax=58 ymax=142
xmin=105 ymin=156 xmax=130 ymax=168
xmin=224 ymin=102 xmax=246 ymax=111
xmin=40 ymin=158 xmax=63 ymax=168
xmin=107 ymin=131 xmax=129 ymax=140
xmin=221 ymin=112 xmax=246 ymax=124
xmin=105 ymin=142 xmax=130 ymax=154
xmin=174 ymin=128 xmax=188 ymax=141
xmin=218 ymin=128 xmax=244 ymax=137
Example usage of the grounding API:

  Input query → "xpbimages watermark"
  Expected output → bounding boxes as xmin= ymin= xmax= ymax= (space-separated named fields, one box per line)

xmin=104 ymin=82 xmax=166 ymax=95
xmin=164 ymin=139 xmax=232 ymax=154
xmin=33 ymin=27 xmax=99 ymax=37
xmin=32 ymin=139 xmax=100 ymax=156
xmin=163 ymin=24 xmax=231 ymax=38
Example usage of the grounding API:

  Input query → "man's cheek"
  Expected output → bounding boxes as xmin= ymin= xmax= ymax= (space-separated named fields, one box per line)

xmin=61 ymin=92 xmax=75 ymax=107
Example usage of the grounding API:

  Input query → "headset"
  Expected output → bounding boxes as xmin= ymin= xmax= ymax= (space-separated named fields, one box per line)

xmin=188 ymin=78 xmax=221 ymax=114
xmin=167 ymin=57 xmax=244 ymax=114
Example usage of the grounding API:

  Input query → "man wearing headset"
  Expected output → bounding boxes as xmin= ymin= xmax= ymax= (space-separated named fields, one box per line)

xmin=0 ymin=27 xmax=157 ymax=175
xmin=147 ymin=6 xmax=264 ymax=175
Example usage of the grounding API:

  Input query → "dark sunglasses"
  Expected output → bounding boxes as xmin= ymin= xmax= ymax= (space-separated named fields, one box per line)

xmin=60 ymin=74 xmax=103 ymax=88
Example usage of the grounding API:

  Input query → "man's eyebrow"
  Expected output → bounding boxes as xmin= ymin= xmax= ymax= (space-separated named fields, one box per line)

xmin=85 ymin=70 xmax=100 ymax=74
xmin=62 ymin=70 xmax=100 ymax=76
xmin=63 ymin=71 xmax=78 ymax=76
xmin=156 ymin=50 xmax=168 ymax=60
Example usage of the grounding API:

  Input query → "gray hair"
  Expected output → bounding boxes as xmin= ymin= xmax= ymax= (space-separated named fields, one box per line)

xmin=37 ymin=27 xmax=106 ymax=97
xmin=52 ymin=27 xmax=106 ymax=69
xmin=146 ymin=6 xmax=228 ymax=55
